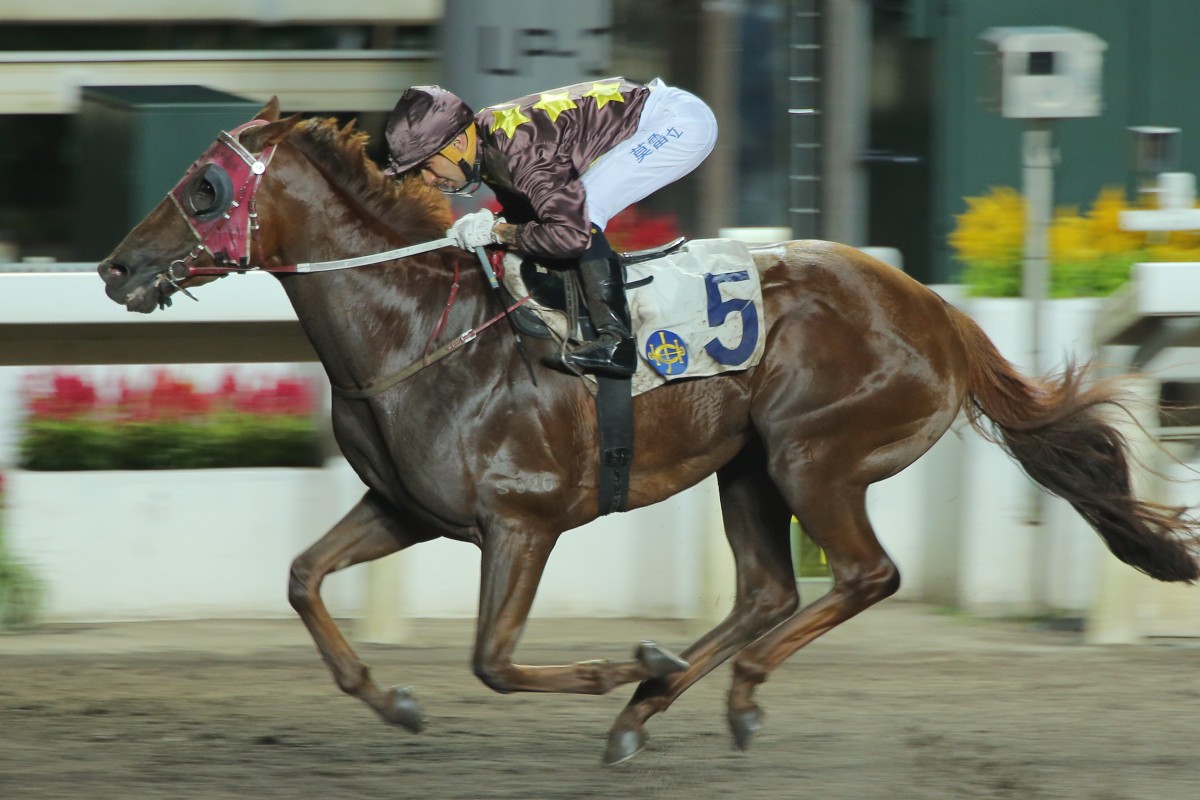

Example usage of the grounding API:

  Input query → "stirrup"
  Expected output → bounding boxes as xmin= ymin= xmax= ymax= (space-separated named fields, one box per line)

xmin=541 ymin=350 xmax=586 ymax=377
xmin=559 ymin=336 xmax=636 ymax=378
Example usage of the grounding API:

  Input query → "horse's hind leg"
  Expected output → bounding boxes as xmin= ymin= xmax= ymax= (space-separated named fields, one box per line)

xmin=604 ymin=441 xmax=800 ymax=765
xmin=288 ymin=490 xmax=434 ymax=731
xmin=726 ymin=478 xmax=898 ymax=750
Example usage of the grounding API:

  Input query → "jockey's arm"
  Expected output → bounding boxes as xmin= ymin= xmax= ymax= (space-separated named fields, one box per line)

xmin=491 ymin=222 xmax=520 ymax=247
xmin=501 ymin=152 xmax=592 ymax=259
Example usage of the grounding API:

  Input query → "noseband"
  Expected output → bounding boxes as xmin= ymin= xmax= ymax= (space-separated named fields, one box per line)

xmin=166 ymin=120 xmax=277 ymax=280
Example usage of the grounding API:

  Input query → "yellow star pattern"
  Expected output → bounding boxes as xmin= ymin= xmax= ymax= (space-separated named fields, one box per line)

xmin=489 ymin=105 xmax=532 ymax=138
xmin=532 ymin=91 xmax=577 ymax=123
xmin=582 ymin=82 xmax=626 ymax=110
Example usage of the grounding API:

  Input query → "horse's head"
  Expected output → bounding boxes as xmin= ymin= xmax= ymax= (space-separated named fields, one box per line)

xmin=97 ymin=97 xmax=301 ymax=313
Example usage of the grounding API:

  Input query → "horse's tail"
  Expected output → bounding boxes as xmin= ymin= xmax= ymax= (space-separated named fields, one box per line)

xmin=948 ymin=305 xmax=1200 ymax=583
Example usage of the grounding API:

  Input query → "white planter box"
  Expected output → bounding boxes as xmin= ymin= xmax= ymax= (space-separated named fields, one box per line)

xmin=955 ymin=297 xmax=1106 ymax=616
xmin=6 ymin=465 xmax=365 ymax=621
xmin=5 ymin=461 xmax=714 ymax=622
xmin=401 ymin=479 xmax=714 ymax=620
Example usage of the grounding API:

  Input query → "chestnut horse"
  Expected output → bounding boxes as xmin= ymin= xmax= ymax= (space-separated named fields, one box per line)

xmin=98 ymin=100 xmax=1199 ymax=765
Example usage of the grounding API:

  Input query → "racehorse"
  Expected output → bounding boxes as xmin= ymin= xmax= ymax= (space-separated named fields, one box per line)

xmin=98 ymin=99 xmax=1200 ymax=765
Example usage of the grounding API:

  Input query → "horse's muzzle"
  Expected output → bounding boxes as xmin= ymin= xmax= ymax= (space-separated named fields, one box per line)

xmin=97 ymin=259 xmax=168 ymax=313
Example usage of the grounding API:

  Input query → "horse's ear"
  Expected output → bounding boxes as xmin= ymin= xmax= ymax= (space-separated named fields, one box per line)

xmin=242 ymin=114 xmax=303 ymax=151
xmin=255 ymin=96 xmax=281 ymax=122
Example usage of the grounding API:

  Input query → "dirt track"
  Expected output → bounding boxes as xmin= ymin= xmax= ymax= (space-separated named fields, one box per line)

xmin=2 ymin=602 xmax=1198 ymax=799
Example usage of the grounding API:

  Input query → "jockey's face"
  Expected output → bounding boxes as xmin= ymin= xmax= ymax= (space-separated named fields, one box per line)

xmin=418 ymin=131 xmax=472 ymax=193
xmin=418 ymin=154 xmax=468 ymax=193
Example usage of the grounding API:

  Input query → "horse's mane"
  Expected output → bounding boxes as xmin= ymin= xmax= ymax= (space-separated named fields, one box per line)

xmin=284 ymin=117 xmax=454 ymax=240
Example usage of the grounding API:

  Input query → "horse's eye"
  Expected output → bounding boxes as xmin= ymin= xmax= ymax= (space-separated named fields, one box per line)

xmin=185 ymin=164 xmax=234 ymax=221
xmin=192 ymin=178 xmax=218 ymax=213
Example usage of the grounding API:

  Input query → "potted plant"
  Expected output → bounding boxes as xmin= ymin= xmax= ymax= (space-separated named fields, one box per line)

xmin=5 ymin=369 xmax=340 ymax=621
xmin=950 ymin=185 xmax=1200 ymax=298
xmin=944 ymin=185 xmax=1200 ymax=615
xmin=19 ymin=370 xmax=323 ymax=471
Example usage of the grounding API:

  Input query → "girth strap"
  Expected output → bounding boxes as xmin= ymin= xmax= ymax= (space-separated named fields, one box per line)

xmin=595 ymin=374 xmax=634 ymax=515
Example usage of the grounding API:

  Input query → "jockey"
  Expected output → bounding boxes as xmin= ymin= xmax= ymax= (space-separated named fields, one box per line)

xmin=383 ymin=77 xmax=717 ymax=378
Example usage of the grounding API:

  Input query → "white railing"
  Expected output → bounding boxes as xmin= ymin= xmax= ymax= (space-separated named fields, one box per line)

xmin=0 ymin=1 xmax=442 ymax=23
xmin=0 ymin=50 xmax=436 ymax=113
xmin=0 ymin=268 xmax=314 ymax=369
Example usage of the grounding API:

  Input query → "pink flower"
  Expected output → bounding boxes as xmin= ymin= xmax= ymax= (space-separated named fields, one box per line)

xmin=24 ymin=369 xmax=317 ymax=423
xmin=25 ymin=372 xmax=99 ymax=420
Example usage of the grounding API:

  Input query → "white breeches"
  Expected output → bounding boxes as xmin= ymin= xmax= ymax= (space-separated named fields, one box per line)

xmin=581 ymin=79 xmax=718 ymax=231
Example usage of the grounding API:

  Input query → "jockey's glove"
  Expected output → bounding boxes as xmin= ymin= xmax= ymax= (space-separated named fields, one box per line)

xmin=448 ymin=209 xmax=502 ymax=250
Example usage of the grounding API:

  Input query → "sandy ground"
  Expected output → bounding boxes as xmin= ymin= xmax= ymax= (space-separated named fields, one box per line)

xmin=2 ymin=601 xmax=1198 ymax=800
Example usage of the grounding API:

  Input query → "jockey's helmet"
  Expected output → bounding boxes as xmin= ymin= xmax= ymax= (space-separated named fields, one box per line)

xmin=384 ymin=85 xmax=476 ymax=176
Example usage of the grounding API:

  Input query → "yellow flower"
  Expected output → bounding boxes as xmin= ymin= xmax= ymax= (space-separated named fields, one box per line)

xmin=951 ymin=184 xmax=1200 ymax=296
xmin=1050 ymin=208 xmax=1100 ymax=264
xmin=1087 ymin=187 xmax=1143 ymax=255
xmin=949 ymin=186 xmax=1025 ymax=267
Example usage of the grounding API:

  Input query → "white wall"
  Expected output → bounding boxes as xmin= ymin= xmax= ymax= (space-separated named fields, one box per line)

xmin=6 ymin=462 xmax=715 ymax=622
xmin=954 ymin=297 xmax=1107 ymax=615
xmin=396 ymin=479 xmax=714 ymax=619
xmin=8 ymin=466 xmax=362 ymax=621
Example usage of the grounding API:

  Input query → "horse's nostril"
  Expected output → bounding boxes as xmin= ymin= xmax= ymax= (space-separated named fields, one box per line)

xmin=107 ymin=262 xmax=129 ymax=279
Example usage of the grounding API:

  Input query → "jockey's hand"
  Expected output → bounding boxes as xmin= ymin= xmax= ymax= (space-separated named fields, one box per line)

xmin=448 ymin=209 xmax=501 ymax=251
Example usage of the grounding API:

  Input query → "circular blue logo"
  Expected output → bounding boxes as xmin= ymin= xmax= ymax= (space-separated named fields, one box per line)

xmin=644 ymin=329 xmax=689 ymax=376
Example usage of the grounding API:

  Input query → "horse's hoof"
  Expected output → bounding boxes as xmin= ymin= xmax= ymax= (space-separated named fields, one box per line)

xmin=634 ymin=641 xmax=689 ymax=678
xmin=379 ymin=685 xmax=425 ymax=733
xmin=603 ymin=727 xmax=648 ymax=766
xmin=728 ymin=704 xmax=764 ymax=751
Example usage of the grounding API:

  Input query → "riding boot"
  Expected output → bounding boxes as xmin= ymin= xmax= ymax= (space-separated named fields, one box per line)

xmin=546 ymin=230 xmax=636 ymax=378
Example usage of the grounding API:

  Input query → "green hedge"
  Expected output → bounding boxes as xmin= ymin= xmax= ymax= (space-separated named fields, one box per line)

xmin=0 ymin=495 xmax=41 ymax=629
xmin=0 ymin=552 xmax=41 ymax=630
xmin=961 ymin=251 xmax=1140 ymax=299
xmin=19 ymin=416 xmax=323 ymax=471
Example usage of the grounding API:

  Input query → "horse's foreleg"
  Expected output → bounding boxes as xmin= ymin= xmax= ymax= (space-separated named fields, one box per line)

xmin=471 ymin=524 xmax=687 ymax=696
xmin=288 ymin=490 xmax=433 ymax=731
xmin=604 ymin=445 xmax=799 ymax=765
xmin=726 ymin=480 xmax=898 ymax=750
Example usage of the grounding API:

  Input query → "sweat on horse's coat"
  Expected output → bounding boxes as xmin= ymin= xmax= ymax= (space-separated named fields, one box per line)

xmin=97 ymin=98 xmax=1200 ymax=766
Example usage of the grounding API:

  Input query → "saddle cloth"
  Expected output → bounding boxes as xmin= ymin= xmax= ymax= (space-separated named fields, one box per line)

xmin=502 ymin=238 xmax=766 ymax=396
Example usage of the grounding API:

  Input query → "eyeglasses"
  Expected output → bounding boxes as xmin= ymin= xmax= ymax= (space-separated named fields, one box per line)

xmin=419 ymin=164 xmax=467 ymax=194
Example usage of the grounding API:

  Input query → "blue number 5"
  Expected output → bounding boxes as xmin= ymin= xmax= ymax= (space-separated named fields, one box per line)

xmin=703 ymin=271 xmax=758 ymax=366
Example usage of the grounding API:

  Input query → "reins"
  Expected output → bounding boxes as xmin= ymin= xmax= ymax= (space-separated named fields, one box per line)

xmin=331 ymin=290 xmax=532 ymax=400
xmin=265 ymin=236 xmax=460 ymax=274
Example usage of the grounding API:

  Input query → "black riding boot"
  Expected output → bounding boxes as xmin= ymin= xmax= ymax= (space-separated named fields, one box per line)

xmin=548 ymin=230 xmax=636 ymax=378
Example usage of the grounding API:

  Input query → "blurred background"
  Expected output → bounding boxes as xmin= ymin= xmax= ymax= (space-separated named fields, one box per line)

xmin=1 ymin=0 xmax=1199 ymax=642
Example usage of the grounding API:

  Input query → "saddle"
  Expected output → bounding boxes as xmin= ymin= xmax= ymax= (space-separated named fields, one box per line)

xmin=498 ymin=236 xmax=686 ymax=339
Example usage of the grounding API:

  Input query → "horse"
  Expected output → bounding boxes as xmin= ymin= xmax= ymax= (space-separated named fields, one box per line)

xmin=97 ymin=99 xmax=1200 ymax=765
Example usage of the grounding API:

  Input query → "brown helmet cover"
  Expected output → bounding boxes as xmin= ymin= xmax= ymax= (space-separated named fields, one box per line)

xmin=384 ymin=85 xmax=475 ymax=174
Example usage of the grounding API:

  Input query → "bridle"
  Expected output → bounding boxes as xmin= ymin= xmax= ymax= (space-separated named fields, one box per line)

xmin=165 ymin=120 xmax=277 ymax=285
xmin=162 ymin=121 xmax=462 ymax=293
